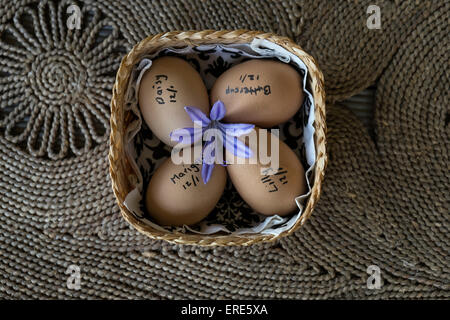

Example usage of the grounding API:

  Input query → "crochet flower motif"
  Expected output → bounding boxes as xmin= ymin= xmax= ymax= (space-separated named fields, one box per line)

xmin=170 ymin=100 xmax=254 ymax=184
xmin=0 ymin=1 xmax=128 ymax=159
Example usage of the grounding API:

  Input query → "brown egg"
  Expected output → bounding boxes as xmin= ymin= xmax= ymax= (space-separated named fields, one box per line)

xmin=210 ymin=59 xmax=304 ymax=127
xmin=226 ymin=128 xmax=306 ymax=216
xmin=138 ymin=56 xmax=209 ymax=146
xmin=145 ymin=154 xmax=227 ymax=226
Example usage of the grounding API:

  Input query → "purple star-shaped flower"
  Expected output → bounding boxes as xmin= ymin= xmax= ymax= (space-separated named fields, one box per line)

xmin=170 ymin=100 xmax=254 ymax=184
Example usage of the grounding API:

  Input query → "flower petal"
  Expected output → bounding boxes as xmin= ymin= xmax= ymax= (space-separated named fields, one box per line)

xmin=219 ymin=122 xmax=255 ymax=137
xmin=170 ymin=127 xmax=202 ymax=144
xmin=224 ymin=135 xmax=253 ymax=159
xmin=201 ymin=163 xmax=215 ymax=184
xmin=202 ymin=139 xmax=216 ymax=164
xmin=209 ymin=100 xmax=226 ymax=120
xmin=184 ymin=106 xmax=210 ymax=126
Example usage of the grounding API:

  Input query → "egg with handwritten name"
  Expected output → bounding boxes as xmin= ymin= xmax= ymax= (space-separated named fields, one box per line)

xmin=210 ymin=59 xmax=304 ymax=127
xmin=145 ymin=155 xmax=227 ymax=226
xmin=226 ymin=128 xmax=306 ymax=216
xmin=139 ymin=56 xmax=209 ymax=146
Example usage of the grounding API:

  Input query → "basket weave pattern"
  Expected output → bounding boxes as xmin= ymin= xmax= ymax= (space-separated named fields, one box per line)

xmin=0 ymin=0 xmax=448 ymax=299
xmin=109 ymin=30 xmax=327 ymax=246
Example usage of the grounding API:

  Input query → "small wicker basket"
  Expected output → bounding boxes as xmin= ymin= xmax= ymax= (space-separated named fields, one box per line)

xmin=109 ymin=30 xmax=327 ymax=246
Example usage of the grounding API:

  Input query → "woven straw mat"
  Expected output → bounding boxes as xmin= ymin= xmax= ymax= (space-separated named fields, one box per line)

xmin=0 ymin=0 xmax=448 ymax=299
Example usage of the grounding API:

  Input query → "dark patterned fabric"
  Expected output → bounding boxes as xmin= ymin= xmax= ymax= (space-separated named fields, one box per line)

xmin=0 ymin=0 xmax=448 ymax=299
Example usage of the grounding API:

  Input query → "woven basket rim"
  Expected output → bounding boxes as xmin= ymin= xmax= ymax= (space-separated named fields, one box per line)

xmin=109 ymin=29 xmax=327 ymax=246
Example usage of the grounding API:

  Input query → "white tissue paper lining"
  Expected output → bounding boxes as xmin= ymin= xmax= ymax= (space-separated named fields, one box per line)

xmin=122 ymin=39 xmax=316 ymax=236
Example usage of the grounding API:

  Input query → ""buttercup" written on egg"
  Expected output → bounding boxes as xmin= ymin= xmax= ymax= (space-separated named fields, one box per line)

xmin=210 ymin=59 xmax=304 ymax=128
